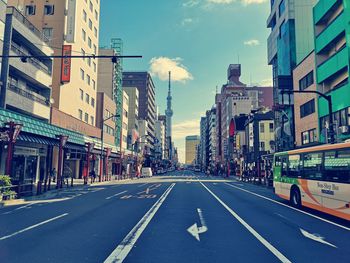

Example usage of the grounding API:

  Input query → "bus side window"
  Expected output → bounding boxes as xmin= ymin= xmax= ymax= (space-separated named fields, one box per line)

xmin=324 ymin=150 xmax=350 ymax=183
xmin=288 ymin=155 xmax=301 ymax=178
xmin=302 ymin=152 xmax=323 ymax=180
xmin=281 ymin=156 xmax=288 ymax=177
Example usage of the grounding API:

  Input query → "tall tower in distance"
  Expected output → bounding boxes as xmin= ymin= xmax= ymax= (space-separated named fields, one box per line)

xmin=165 ymin=71 xmax=173 ymax=160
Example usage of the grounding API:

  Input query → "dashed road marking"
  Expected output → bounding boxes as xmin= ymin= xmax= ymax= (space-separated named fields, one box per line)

xmin=106 ymin=191 xmax=128 ymax=200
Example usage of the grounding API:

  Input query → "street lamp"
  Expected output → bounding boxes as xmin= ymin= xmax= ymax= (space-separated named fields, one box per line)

xmin=281 ymin=90 xmax=335 ymax=144
xmin=100 ymin=114 xmax=120 ymax=182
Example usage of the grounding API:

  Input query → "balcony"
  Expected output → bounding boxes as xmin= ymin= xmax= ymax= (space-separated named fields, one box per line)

xmin=313 ymin=0 xmax=338 ymax=25
xmin=315 ymin=12 xmax=345 ymax=53
xmin=7 ymin=84 xmax=50 ymax=120
xmin=317 ymin=46 xmax=348 ymax=83
xmin=10 ymin=43 xmax=52 ymax=87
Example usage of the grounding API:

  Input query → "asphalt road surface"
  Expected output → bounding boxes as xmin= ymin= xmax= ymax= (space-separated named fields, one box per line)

xmin=1 ymin=170 xmax=349 ymax=263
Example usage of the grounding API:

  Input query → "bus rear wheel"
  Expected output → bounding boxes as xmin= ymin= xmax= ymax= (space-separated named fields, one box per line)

xmin=290 ymin=188 xmax=301 ymax=208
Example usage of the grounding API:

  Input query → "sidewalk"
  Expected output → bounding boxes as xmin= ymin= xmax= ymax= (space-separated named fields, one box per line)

xmin=0 ymin=177 xmax=131 ymax=208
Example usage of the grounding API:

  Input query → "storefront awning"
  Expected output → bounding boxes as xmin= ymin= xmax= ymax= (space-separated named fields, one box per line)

xmin=17 ymin=133 xmax=59 ymax=146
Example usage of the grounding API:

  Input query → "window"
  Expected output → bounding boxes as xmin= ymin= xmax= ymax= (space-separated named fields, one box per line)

xmin=260 ymin=142 xmax=265 ymax=151
xmin=92 ymin=79 xmax=96 ymax=90
xmin=89 ymin=1 xmax=93 ymax=12
xmin=89 ymin=19 xmax=92 ymax=30
xmin=82 ymin=29 xmax=86 ymax=41
xmin=288 ymin=155 xmax=301 ymax=178
xmin=94 ymin=27 xmax=97 ymax=37
xmin=91 ymin=98 xmax=95 ymax=107
xmin=281 ymin=155 xmax=288 ymax=177
xmin=85 ymin=113 xmax=89 ymax=123
xmin=278 ymin=0 xmax=285 ymax=17
xmin=44 ymin=5 xmax=54 ymax=15
xmin=90 ymin=116 xmax=94 ymax=125
xmin=93 ymin=62 xmax=96 ymax=72
xmin=83 ymin=10 xmax=87 ymax=22
xmin=42 ymin=28 xmax=53 ymax=41
xmin=87 ymin=57 xmax=91 ymax=66
xmin=81 ymin=49 xmax=86 ymax=60
xmin=260 ymin=123 xmax=265 ymax=133
xmin=300 ymin=99 xmax=315 ymax=118
xmin=302 ymin=152 xmax=323 ymax=180
xmin=80 ymin=69 xmax=85 ymax=80
xmin=86 ymin=94 xmax=90 ymax=104
xmin=324 ymin=150 xmax=350 ymax=183
xmin=25 ymin=5 xmax=36 ymax=15
xmin=88 ymin=37 xmax=92 ymax=48
xmin=269 ymin=123 xmax=274 ymax=133
xmin=93 ymin=44 xmax=97 ymax=54
xmin=299 ymin=71 xmax=314 ymax=90
xmin=87 ymin=74 xmax=91 ymax=85
xmin=78 ymin=109 xmax=83 ymax=120
xmin=279 ymin=20 xmax=286 ymax=38
xmin=79 ymin=89 xmax=84 ymax=100
xmin=95 ymin=10 xmax=98 ymax=20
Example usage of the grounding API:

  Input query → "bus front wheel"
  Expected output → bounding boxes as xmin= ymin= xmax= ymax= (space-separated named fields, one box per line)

xmin=290 ymin=188 xmax=301 ymax=208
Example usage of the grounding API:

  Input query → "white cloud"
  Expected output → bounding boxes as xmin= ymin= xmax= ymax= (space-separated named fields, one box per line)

xmin=172 ymin=119 xmax=200 ymax=140
xmin=183 ymin=0 xmax=200 ymax=7
xmin=241 ymin=0 xmax=267 ymax=5
xmin=181 ymin=18 xmax=194 ymax=26
xmin=149 ymin=57 xmax=193 ymax=83
xmin=206 ymin=0 xmax=267 ymax=5
xmin=244 ymin=39 xmax=260 ymax=46
xmin=259 ymin=78 xmax=273 ymax=86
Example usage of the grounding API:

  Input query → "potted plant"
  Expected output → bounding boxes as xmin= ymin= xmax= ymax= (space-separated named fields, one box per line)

xmin=0 ymin=175 xmax=16 ymax=201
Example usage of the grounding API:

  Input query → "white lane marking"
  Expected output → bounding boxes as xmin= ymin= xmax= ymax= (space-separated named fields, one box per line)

xmin=224 ymin=183 xmax=350 ymax=231
xmin=0 ymin=213 xmax=68 ymax=241
xmin=300 ymin=228 xmax=337 ymax=248
xmin=104 ymin=183 xmax=175 ymax=263
xmin=2 ymin=204 xmax=33 ymax=215
xmin=201 ymin=182 xmax=291 ymax=263
xmin=137 ymin=183 xmax=148 ymax=188
xmin=187 ymin=208 xmax=208 ymax=241
xmin=106 ymin=191 xmax=128 ymax=200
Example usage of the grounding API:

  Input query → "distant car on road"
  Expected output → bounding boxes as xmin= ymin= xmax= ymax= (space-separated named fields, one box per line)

xmin=141 ymin=167 xmax=153 ymax=178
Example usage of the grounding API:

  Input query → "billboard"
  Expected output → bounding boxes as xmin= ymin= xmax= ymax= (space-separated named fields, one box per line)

xmin=61 ymin=45 xmax=72 ymax=83
xmin=66 ymin=0 xmax=76 ymax=43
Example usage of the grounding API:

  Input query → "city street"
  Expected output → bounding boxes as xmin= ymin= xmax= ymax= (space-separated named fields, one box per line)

xmin=0 ymin=170 xmax=349 ymax=263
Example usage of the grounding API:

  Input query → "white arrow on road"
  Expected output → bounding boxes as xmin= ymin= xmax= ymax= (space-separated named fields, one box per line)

xmin=300 ymin=228 xmax=337 ymax=248
xmin=187 ymin=208 xmax=208 ymax=241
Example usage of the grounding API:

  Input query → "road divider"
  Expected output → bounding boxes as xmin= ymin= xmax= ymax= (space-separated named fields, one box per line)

xmin=0 ymin=213 xmax=68 ymax=241
xmin=200 ymin=182 xmax=291 ymax=263
xmin=104 ymin=183 xmax=175 ymax=263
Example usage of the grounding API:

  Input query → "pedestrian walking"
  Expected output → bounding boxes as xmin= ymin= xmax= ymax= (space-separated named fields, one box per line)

xmin=90 ymin=170 xmax=96 ymax=183
xmin=50 ymin=168 xmax=57 ymax=183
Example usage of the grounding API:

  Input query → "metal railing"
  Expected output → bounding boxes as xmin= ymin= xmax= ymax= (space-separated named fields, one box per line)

xmin=8 ymin=6 xmax=51 ymax=43
xmin=11 ymin=42 xmax=52 ymax=75
xmin=0 ymin=183 xmax=33 ymax=200
xmin=8 ymin=83 xmax=50 ymax=106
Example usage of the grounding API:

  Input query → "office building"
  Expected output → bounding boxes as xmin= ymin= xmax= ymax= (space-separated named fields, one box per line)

xmin=185 ymin=135 xmax=200 ymax=165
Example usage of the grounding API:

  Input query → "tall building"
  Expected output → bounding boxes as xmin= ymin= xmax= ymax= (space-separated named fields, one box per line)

xmin=208 ymin=107 xmax=216 ymax=171
xmin=122 ymin=72 xmax=156 ymax=153
xmin=199 ymin=116 xmax=207 ymax=170
xmin=267 ymin=0 xmax=318 ymax=151
xmin=123 ymin=86 xmax=139 ymax=150
xmin=155 ymin=119 xmax=165 ymax=160
xmin=185 ymin=135 xmax=200 ymax=165
xmin=8 ymin=0 xmax=101 ymax=128
xmin=217 ymin=64 xmax=273 ymax=163
xmin=0 ymin=0 xmax=5 ymax=73
xmin=165 ymin=71 xmax=173 ymax=159
xmin=158 ymin=114 xmax=167 ymax=159
xmin=313 ymin=0 xmax=350 ymax=143
xmin=121 ymin=90 xmax=129 ymax=151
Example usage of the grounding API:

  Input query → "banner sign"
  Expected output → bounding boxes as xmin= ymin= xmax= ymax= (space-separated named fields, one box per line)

xmin=61 ymin=45 xmax=72 ymax=83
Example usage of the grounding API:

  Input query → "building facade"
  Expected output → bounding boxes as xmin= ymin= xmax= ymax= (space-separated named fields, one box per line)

xmin=155 ymin=119 xmax=165 ymax=160
xmin=313 ymin=0 xmax=350 ymax=143
xmin=185 ymin=135 xmax=200 ymax=165
xmin=293 ymin=51 xmax=319 ymax=147
xmin=123 ymin=86 xmax=139 ymax=151
xmin=267 ymin=0 xmax=318 ymax=151
xmin=122 ymin=72 xmax=156 ymax=153
xmin=121 ymin=90 xmax=129 ymax=152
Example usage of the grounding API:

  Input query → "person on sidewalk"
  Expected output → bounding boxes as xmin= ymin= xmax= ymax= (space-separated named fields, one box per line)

xmin=50 ymin=168 xmax=57 ymax=183
xmin=90 ymin=170 xmax=96 ymax=183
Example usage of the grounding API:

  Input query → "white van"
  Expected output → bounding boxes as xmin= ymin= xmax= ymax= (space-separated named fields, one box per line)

xmin=141 ymin=167 xmax=153 ymax=177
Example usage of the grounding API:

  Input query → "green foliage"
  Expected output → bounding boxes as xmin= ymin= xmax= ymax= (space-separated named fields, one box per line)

xmin=0 ymin=175 xmax=16 ymax=199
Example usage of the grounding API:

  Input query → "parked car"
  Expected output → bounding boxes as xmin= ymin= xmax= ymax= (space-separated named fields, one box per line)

xmin=141 ymin=167 xmax=153 ymax=177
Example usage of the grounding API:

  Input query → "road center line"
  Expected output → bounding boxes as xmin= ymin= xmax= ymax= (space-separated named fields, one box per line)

xmin=0 ymin=213 xmax=69 ymax=241
xmin=106 ymin=191 xmax=128 ymax=200
xmin=224 ymin=183 xmax=350 ymax=231
xmin=137 ymin=183 xmax=148 ymax=188
xmin=104 ymin=183 xmax=175 ymax=263
xmin=200 ymin=182 xmax=291 ymax=263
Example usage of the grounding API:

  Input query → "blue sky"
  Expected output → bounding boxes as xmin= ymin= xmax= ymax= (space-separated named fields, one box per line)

xmin=100 ymin=0 xmax=272 ymax=162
